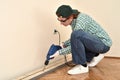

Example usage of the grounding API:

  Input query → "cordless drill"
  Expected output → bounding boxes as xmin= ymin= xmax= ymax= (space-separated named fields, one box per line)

xmin=43 ymin=44 xmax=62 ymax=71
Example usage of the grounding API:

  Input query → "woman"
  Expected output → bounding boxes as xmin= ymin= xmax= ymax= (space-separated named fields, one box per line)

xmin=50 ymin=5 xmax=112 ymax=75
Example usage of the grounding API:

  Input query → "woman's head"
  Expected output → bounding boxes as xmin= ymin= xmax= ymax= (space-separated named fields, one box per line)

xmin=56 ymin=5 xmax=79 ymax=26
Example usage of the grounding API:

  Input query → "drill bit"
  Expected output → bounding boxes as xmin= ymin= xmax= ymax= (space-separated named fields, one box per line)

xmin=42 ymin=60 xmax=49 ymax=71
xmin=42 ymin=65 xmax=46 ymax=71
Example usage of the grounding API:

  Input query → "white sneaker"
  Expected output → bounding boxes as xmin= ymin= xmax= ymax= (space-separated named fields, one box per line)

xmin=88 ymin=54 xmax=104 ymax=67
xmin=67 ymin=65 xmax=89 ymax=75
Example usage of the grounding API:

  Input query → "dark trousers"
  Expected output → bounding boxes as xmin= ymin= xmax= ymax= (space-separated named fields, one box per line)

xmin=70 ymin=30 xmax=110 ymax=65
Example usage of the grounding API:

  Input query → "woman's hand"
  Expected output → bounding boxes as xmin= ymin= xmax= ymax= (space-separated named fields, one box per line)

xmin=61 ymin=42 xmax=66 ymax=48
xmin=50 ymin=51 xmax=59 ymax=58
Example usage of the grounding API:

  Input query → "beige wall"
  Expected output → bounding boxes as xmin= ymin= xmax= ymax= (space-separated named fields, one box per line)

xmin=0 ymin=0 xmax=119 ymax=79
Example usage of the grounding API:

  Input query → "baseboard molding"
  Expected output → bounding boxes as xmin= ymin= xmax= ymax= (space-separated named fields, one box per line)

xmin=105 ymin=56 xmax=120 ymax=59
xmin=31 ymin=63 xmax=67 ymax=80
xmin=14 ymin=55 xmax=120 ymax=80
xmin=15 ymin=56 xmax=72 ymax=80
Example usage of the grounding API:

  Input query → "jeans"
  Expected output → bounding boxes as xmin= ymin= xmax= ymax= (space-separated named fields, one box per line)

xmin=70 ymin=30 xmax=110 ymax=65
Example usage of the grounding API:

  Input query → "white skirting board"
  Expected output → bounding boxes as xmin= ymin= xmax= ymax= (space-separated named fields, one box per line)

xmin=14 ymin=55 xmax=72 ymax=80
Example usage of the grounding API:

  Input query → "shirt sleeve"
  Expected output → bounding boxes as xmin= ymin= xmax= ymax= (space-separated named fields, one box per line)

xmin=64 ymin=39 xmax=70 ymax=47
xmin=58 ymin=46 xmax=71 ymax=55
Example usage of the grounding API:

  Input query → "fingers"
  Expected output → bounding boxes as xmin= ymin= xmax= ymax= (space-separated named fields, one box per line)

xmin=61 ymin=42 xmax=66 ymax=48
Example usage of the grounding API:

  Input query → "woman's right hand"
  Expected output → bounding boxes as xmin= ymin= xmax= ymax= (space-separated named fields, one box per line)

xmin=61 ymin=42 xmax=66 ymax=48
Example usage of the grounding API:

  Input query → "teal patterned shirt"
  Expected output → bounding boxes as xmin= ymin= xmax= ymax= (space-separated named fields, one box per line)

xmin=58 ymin=13 xmax=112 ymax=55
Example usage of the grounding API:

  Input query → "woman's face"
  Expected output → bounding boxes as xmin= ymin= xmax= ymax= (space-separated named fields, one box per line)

xmin=57 ymin=16 xmax=73 ymax=26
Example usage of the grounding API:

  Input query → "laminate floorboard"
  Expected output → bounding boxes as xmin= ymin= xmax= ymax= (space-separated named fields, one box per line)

xmin=37 ymin=57 xmax=120 ymax=80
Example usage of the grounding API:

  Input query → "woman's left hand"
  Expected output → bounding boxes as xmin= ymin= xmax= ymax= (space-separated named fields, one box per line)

xmin=50 ymin=51 xmax=59 ymax=58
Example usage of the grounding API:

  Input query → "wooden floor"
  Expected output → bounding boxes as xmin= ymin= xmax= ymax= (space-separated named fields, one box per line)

xmin=38 ymin=57 xmax=120 ymax=80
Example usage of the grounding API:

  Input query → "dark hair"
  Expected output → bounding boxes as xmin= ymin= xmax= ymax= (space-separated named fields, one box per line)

xmin=72 ymin=10 xmax=80 ymax=19
xmin=56 ymin=5 xmax=80 ymax=19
